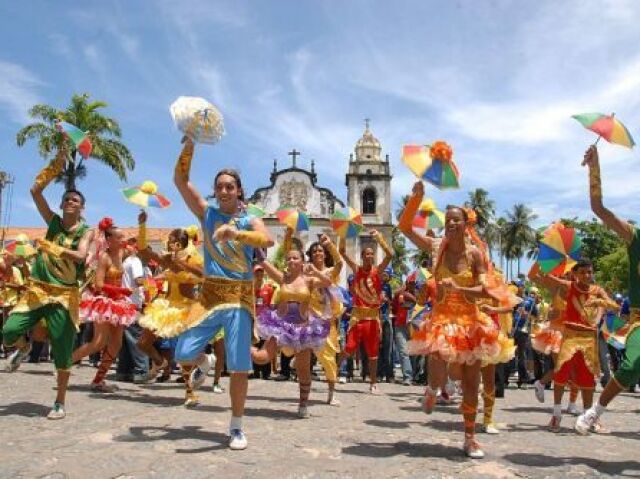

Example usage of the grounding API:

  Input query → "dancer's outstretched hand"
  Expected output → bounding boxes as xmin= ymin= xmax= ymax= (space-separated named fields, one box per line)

xmin=582 ymin=145 xmax=599 ymax=167
xmin=412 ymin=181 xmax=424 ymax=197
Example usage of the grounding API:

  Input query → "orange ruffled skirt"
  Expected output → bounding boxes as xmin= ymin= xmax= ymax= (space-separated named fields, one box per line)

xmin=408 ymin=292 xmax=514 ymax=365
xmin=531 ymin=321 xmax=563 ymax=355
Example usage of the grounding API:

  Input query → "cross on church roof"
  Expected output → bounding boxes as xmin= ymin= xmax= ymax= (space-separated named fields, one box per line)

xmin=288 ymin=148 xmax=300 ymax=167
xmin=364 ymin=118 xmax=370 ymax=130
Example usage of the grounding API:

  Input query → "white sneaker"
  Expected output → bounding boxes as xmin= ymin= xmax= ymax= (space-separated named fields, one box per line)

xmin=575 ymin=409 xmax=597 ymax=435
xmin=533 ymin=380 xmax=545 ymax=403
xmin=566 ymin=402 xmax=580 ymax=416
xmin=5 ymin=344 xmax=31 ymax=372
xmin=482 ymin=423 xmax=500 ymax=434
xmin=229 ymin=429 xmax=248 ymax=450
xmin=297 ymin=404 xmax=310 ymax=418
xmin=212 ymin=383 xmax=225 ymax=394
xmin=46 ymin=402 xmax=66 ymax=420
xmin=463 ymin=437 xmax=485 ymax=459
xmin=338 ymin=377 xmax=347 ymax=384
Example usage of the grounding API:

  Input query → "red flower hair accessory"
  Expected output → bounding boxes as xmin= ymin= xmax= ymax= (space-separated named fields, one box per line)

xmin=98 ymin=217 xmax=114 ymax=232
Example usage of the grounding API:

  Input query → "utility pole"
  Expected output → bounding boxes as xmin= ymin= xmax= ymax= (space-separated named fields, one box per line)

xmin=0 ymin=171 xmax=14 ymax=245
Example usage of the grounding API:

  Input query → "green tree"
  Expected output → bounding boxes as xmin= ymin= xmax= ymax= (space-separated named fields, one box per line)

xmin=465 ymin=188 xmax=495 ymax=231
xmin=16 ymin=93 xmax=135 ymax=190
xmin=391 ymin=227 xmax=409 ymax=278
xmin=596 ymin=245 xmax=629 ymax=294
xmin=502 ymin=204 xmax=537 ymax=277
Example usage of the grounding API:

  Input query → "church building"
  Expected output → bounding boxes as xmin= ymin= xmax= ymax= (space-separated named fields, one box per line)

xmin=246 ymin=121 xmax=393 ymax=274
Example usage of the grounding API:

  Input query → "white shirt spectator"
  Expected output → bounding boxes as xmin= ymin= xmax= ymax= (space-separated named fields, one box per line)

xmin=122 ymin=254 xmax=145 ymax=308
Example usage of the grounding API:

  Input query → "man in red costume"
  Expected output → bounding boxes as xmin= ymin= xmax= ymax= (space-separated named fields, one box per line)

xmin=338 ymin=230 xmax=393 ymax=393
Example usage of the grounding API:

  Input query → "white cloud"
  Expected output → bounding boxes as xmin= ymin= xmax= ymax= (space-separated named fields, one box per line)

xmin=0 ymin=61 xmax=42 ymax=124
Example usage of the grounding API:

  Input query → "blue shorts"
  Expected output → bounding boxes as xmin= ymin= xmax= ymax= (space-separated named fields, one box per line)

xmin=174 ymin=307 xmax=253 ymax=372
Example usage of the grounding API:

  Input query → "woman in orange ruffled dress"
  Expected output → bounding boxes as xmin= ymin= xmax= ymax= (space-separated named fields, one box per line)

xmin=399 ymin=180 xmax=503 ymax=459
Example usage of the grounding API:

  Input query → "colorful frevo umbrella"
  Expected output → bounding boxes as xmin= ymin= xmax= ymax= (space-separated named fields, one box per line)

xmin=246 ymin=203 xmax=266 ymax=218
xmin=331 ymin=207 xmax=364 ymax=238
xmin=401 ymin=140 xmax=460 ymax=190
xmin=572 ymin=112 xmax=635 ymax=149
xmin=536 ymin=223 xmax=581 ymax=275
xmin=4 ymin=233 xmax=37 ymax=258
xmin=407 ymin=267 xmax=432 ymax=284
xmin=55 ymin=120 xmax=93 ymax=158
xmin=412 ymin=198 xmax=445 ymax=230
xmin=601 ymin=314 xmax=630 ymax=350
xmin=122 ymin=180 xmax=171 ymax=209
xmin=276 ymin=205 xmax=310 ymax=232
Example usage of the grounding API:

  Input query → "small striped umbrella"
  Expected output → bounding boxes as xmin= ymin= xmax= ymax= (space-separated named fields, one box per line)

xmin=122 ymin=181 xmax=171 ymax=209
xmin=331 ymin=207 xmax=364 ymax=238
xmin=572 ymin=112 xmax=635 ymax=149
xmin=276 ymin=206 xmax=310 ymax=232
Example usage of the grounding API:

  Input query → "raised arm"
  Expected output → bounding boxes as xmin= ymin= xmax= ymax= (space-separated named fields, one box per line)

xmin=260 ymin=259 xmax=284 ymax=285
xmin=338 ymin=236 xmax=358 ymax=273
xmin=30 ymin=145 xmax=67 ymax=224
xmin=173 ymin=137 xmax=207 ymax=221
xmin=372 ymin=229 xmax=393 ymax=272
xmin=583 ymin=145 xmax=634 ymax=244
xmin=398 ymin=181 xmax=434 ymax=252
xmin=527 ymin=263 xmax=570 ymax=297
xmin=320 ymin=234 xmax=343 ymax=282
xmin=305 ymin=263 xmax=333 ymax=289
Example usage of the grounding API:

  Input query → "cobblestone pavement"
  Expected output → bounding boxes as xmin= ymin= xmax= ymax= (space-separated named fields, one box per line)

xmin=1 ymin=363 xmax=640 ymax=479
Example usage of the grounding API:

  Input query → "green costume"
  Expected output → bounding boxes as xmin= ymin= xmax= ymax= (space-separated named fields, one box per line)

xmin=3 ymin=214 xmax=89 ymax=370
xmin=613 ymin=227 xmax=640 ymax=388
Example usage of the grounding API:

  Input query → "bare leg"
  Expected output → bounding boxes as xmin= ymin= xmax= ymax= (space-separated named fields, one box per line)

xmin=229 ymin=372 xmax=248 ymax=417
xmin=55 ymin=370 xmax=71 ymax=405
xmin=137 ymin=328 xmax=163 ymax=366
xmin=461 ymin=361 xmax=483 ymax=457
xmin=481 ymin=364 xmax=497 ymax=429
xmin=295 ymin=349 xmax=312 ymax=416
xmin=72 ymin=322 xmax=109 ymax=363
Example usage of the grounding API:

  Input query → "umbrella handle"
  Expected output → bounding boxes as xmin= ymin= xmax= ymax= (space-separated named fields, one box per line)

xmin=593 ymin=135 xmax=601 ymax=146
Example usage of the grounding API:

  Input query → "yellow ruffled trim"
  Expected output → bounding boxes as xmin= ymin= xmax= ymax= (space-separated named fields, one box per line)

xmin=139 ymin=298 xmax=199 ymax=338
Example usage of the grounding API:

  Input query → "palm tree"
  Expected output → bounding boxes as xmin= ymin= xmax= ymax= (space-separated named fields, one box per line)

xmin=16 ymin=93 xmax=135 ymax=190
xmin=465 ymin=188 xmax=495 ymax=231
xmin=391 ymin=227 xmax=409 ymax=277
xmin=502 ymin=204 xmax=537 ymax=277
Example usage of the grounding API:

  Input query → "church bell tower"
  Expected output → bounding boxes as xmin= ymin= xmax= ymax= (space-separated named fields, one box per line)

xmin=345 ymin=120 xmax=393 ymax=263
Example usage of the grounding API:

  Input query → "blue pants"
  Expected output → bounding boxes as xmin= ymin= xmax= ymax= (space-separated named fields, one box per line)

xmin=175 ymin=308 xmax=252 ymax=372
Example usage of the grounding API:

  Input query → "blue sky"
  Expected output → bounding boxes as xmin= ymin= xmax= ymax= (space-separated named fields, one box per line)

xmin=1 ymin=0 xmax=640 ymax=230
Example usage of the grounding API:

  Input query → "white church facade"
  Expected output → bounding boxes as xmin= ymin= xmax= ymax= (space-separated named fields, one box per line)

xmin=247 ymin=122 xmax=393 ymax=273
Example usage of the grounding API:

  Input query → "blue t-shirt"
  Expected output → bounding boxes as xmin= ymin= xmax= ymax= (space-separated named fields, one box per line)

xmin=513 ymin=297 xmax=538 ymax=333
xmin=202 ymin=205 xmax=254 ymax=281
xmin=380 ymin=282 xmax=393 ymax=318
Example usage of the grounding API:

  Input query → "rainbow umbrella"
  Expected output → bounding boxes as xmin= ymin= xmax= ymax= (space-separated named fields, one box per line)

xmin=276 ymin=206 xmax=310 ymax=232
xmin=4 ymin=233 xmax=37 ymax=258
xmin=572 ymin=112 xmax=635 ymax=149
xmin=412 ymin=198 xmax=445 ymax=230
xmin=536 ymin=223 xmax=581 ymax=275
xmin=55 ymin=120 xmax=93 ymax=158
xmin=601 ymin=314 xmax=629 ymax=350
xmin=401 ymin=141 xmax=460 ymax=190
xmin=407 ymin=267 xmax=431 ymax=284
xmin=246 ymin=203 xmax=266 ymax=218
xmin=122 ymin=181 xmax=171 ymax=209
xmin=331 ymin=207 xmax=364 ymax=238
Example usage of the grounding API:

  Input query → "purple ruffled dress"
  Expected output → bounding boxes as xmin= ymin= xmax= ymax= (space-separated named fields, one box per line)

xmin=257 ymin=302 xmax=330 ymax=352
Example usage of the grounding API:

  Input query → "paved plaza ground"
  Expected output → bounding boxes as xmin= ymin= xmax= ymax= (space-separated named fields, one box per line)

xmin=1 ymin=363 xmax=640 ymax=479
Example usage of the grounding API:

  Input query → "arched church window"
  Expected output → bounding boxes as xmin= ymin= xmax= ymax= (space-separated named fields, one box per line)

xmin=362 ymin=188 xmax=376 ymax=214
xmin=366 ymin=168 xmax=372 ymax=175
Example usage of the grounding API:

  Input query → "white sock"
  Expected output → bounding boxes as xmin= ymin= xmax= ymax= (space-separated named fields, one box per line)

xmin=568 ymin=401 xmax=576 ymax=408
xmin=553 ymin=404 xmax=562 ymax=417
xmin=594 ymin=403 xmax=606 ymax=417
xmin=229 ymin=416 xmax=243 ymax=432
